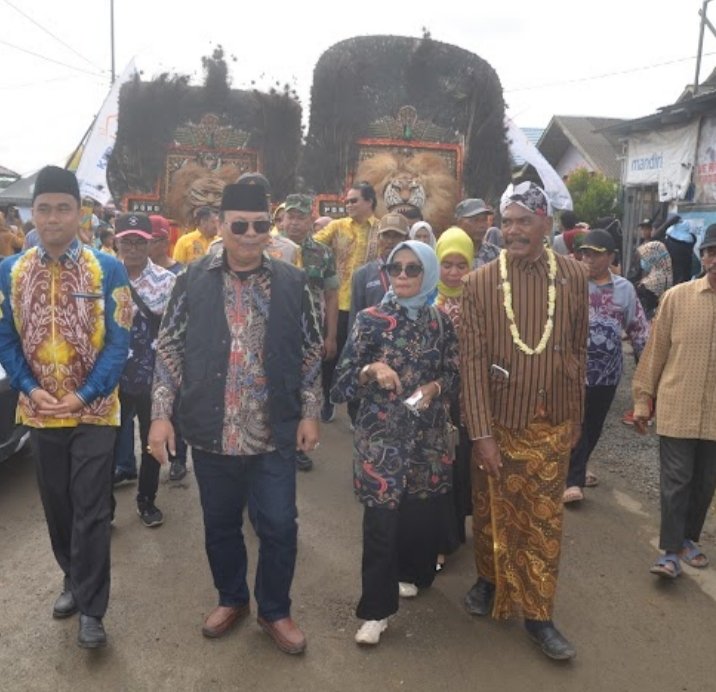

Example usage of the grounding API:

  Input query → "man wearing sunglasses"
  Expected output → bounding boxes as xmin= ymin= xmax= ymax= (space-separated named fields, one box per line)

xmin=313 ymin=182 xmax=380 ymax=422
xmin=148 ymin=181 xmax=323 ymax=655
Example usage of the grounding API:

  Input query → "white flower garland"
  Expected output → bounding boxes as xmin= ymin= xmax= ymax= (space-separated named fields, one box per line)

xmin=499 ymin=248 xmax=557 ymax=356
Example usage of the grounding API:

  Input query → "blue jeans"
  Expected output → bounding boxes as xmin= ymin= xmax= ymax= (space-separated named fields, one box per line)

xmin=192 ymin=447 xmax=298 ymax=622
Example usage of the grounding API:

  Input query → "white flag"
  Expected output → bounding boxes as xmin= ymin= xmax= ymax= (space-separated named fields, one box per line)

xmin=76 ymin=59 xmax=137 ymax=205
xmin=505 ymin=116 xmax=573 ymax=212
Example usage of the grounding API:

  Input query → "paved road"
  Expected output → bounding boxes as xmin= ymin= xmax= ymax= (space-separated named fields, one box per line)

xmin=1 ymin=402 xmax=715 ymax=692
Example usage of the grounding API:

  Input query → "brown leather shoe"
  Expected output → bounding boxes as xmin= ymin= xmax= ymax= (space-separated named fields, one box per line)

xmin=202 ymin=604 xmax=250 ymax=638
xmin=257 ymin=616 xmax=306 ymax=654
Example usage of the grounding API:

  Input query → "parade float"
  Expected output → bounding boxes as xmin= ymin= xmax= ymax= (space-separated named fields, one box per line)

xmin=301 ymin=34 xmax=511 ymax=231
xmin=106 ymin=48 xmax=302 ymax=226
xmin=106 ymin=37 xmax=511 ymax=232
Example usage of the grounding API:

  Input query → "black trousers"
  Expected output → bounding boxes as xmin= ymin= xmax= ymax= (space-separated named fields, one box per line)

xmin=665 ymin=236 xmax=695 ymax=285
xmin=566 ymin=384 xmax=617 ymax=488
xmin=116 ymin=390 xmax=160 ymax=503
xmin=31 ymin=425 xmax=116 ymax=618
xmin=322 ymin=309 xmax=350 ymax=405
xmin=659 ymin=436 xmax=716 ymax=553
xmin=357 ymin=497 xmax=440 ymax=621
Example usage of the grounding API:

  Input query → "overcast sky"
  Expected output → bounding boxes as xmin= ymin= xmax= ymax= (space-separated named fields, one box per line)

xmin=0 ymin=0 xmax=712 ymax=176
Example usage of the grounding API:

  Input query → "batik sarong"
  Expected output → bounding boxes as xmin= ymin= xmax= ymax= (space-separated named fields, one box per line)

xmin=471 ymin=418 xmax=572 ymax=620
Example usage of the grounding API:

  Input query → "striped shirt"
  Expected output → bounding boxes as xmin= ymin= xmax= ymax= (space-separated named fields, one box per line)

xmin=460 ymin=252 xmax=589 ymax=438
xmin=632 ymin=276 xmax=716 ymax=440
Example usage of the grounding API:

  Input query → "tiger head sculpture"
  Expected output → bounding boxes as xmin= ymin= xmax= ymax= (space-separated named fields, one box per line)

xmin=164 ymin=162 xmax=242 ymax=227
xmin=354 ymin=151 xmax=458 ymax=232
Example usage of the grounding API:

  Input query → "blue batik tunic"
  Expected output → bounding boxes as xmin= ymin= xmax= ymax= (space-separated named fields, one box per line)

xmin=331 ymin=297 xmax=459 ymax=509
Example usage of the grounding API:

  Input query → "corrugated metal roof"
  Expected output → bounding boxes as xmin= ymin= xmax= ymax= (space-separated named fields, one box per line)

xmin=511 ymin=127 xmax=545 ymax=166
xmin=537 ymin=116 xmax=625 ymax=179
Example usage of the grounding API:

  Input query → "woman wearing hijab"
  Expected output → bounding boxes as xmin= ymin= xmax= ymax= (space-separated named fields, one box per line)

xmin=409 ymin=220 xmax=436 ymax=249
xmin=434 ymin=227 xmax=474 ymax=568
xmin=332 ymin=240 xmax=459 ymax=646
xmin=435 ymin=226 xmax=474 ymax=330
xmin=631 ymin=240 xmax=673 ymax=320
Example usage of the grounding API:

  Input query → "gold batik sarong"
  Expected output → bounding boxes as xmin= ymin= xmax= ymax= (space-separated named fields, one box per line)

xmin=471 ymin=418 xmax=572 ymax=621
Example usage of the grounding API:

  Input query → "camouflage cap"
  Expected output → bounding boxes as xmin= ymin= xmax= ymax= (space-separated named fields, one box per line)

xmin=284 ymin=194 xmax=313 ymax=215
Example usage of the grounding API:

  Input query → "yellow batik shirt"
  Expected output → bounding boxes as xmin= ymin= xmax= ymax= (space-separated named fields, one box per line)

xmin=0 ymin=239 xmax=133 ymax=428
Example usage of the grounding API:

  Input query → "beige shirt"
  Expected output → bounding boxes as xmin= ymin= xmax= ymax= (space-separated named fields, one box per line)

xmin=632 ymin=276 xmax=716 ymax=440
xmin=460 ymin=252 xmax=589 ymax=438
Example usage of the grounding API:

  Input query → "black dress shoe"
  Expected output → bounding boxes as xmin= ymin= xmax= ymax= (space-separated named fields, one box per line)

xmin=525 ymin=622 xmax=576 ymax=660
xmin=78 ymin=614 xmax=107 ymax=649
xmin=464 ymin=578 xmax=495 ymax=616
xmin=52 ymin=578 xmax=78 ymax=619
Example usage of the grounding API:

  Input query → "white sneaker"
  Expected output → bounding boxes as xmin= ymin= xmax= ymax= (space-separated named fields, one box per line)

xmin=355 ymin=619 xmax=388 ymax=645
xmin=399 ymin=582 xmax=418 ymax=598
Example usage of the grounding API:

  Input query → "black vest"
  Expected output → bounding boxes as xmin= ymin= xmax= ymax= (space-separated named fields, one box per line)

xmin=177 ymin=256 xmax=305 ymax=455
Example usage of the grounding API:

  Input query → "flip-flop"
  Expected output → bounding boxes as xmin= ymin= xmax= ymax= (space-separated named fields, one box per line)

xmin=681 ymin=540 xmax=709 ymax=568
xmin=585 ymin=472 xmax=599 ymax=488
xmin=563 ymin=486 xmax=584 ymax=504
xmin=650 ymin=553 xmax=681 ymax=579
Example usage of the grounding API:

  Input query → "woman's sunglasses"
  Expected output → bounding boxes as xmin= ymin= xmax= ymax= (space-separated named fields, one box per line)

xmin=228 ymin=219 xmax=272 ymax=235
xmin=385 ymin=262 xmax=423 ymax=278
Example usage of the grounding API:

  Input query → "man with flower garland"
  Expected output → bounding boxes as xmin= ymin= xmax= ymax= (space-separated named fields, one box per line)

xmin=459 ymin=182 xmax=589 ymax=661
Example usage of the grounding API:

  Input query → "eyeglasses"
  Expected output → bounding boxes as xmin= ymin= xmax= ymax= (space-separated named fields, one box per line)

xmin=228 ymin=219 xmax=272 ymax=235
xmin=345 ymin=197 xmax=360 ymax=205
xmin=117 ymin=238 xmax=148 ymax=248
xmin=385 ymin=262 xmax=423 ymax=278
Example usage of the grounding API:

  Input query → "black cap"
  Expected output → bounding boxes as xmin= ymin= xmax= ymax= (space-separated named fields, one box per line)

xmin=33 ymin=165 xmax=80 ymax=203
xmin=236 ymin=172 xmax=271 ymax=195
xmin=115 ymin=212 xmax=153 ymax=239
xmin=221 ymin=183 xmax=269 ymax=213
xmin=701 ymin=224 xmax=716 ymax=251
xmin=580 ymin=228 xmax=616 ymax=253
xmin=637 ymin=218 xmax=653 ymax=228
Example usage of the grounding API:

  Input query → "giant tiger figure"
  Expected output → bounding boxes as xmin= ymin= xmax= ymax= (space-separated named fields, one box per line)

xmin=301 ymin=34 xmax=511 ymax=230
xmin=355 ymin=152 xmax=458 ymax=233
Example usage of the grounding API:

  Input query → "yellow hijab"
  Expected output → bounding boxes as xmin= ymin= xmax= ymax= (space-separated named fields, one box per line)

xmin=436 ymin=226 xmax=474 ymax=298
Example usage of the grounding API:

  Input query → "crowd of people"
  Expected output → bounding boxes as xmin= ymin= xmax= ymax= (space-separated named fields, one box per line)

xmin=0 ymin=165 xmax=715 ymax=664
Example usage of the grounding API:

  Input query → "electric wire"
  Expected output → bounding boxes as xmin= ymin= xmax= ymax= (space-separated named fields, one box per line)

xmin=0 ymin=38 xmax=104 ymax=77
xmin=1 ymin=0 xmax=100 ymax=70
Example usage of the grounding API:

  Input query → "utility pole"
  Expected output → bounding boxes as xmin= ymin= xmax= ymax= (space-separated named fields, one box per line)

xmin=695 ymin=0 xmax=715 ymax=96
xmin=110 ymin=0 xmax=116 ymax=84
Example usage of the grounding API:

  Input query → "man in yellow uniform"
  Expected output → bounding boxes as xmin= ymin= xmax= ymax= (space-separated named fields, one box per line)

xmin=172 ymin=206 xmax=219 ymax=264
xmin=313 ymin=182 xmax=379 ymax=422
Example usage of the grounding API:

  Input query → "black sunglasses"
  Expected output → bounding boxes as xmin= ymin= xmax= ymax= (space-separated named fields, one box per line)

xmin=385 ymin=262 xmax=423 ymax=278
xmin=229 ymin=219 xmax=272 ymax=235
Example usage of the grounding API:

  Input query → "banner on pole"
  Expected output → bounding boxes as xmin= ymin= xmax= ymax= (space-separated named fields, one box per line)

xmin=75 ymin=59 xmax=137 ymax=205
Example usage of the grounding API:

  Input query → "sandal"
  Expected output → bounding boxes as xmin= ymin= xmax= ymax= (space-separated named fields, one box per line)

xmin=563 ymin=486 xmax=584 ymax=504
xmin=649 ymin=553 xmax=681 ymax=579
xmin=680 ymin=540 xmax=709 ymax=568
xmin=585 ymin=471 xmax=599 ymax=488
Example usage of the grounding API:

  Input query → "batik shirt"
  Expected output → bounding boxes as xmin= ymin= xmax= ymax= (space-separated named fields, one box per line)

xmin=120 ymin=260 xmax=176 ymax=395
xmin=0 ymin=238 xmax=132 ymax=427
xmin=152 ymin=252 xmax=323 ymax=456
xmin=313 ymin=216 xmax=380 ymax=310
xmin=331 ymin=298 xmax=460 ymax=508
xmin=587 ymin=273 xmax=649 ymax=387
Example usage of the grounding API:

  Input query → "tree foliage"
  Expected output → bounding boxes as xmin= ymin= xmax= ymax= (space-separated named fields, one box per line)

xmin=566 ymin=168 xmax=621 ymax=227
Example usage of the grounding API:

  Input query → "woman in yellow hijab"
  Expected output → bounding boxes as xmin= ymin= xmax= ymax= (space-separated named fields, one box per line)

xmin=435 ymin=226 xmax=474 ymax=569
xmin=435 ymin=226 xmax=474 ymax=330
